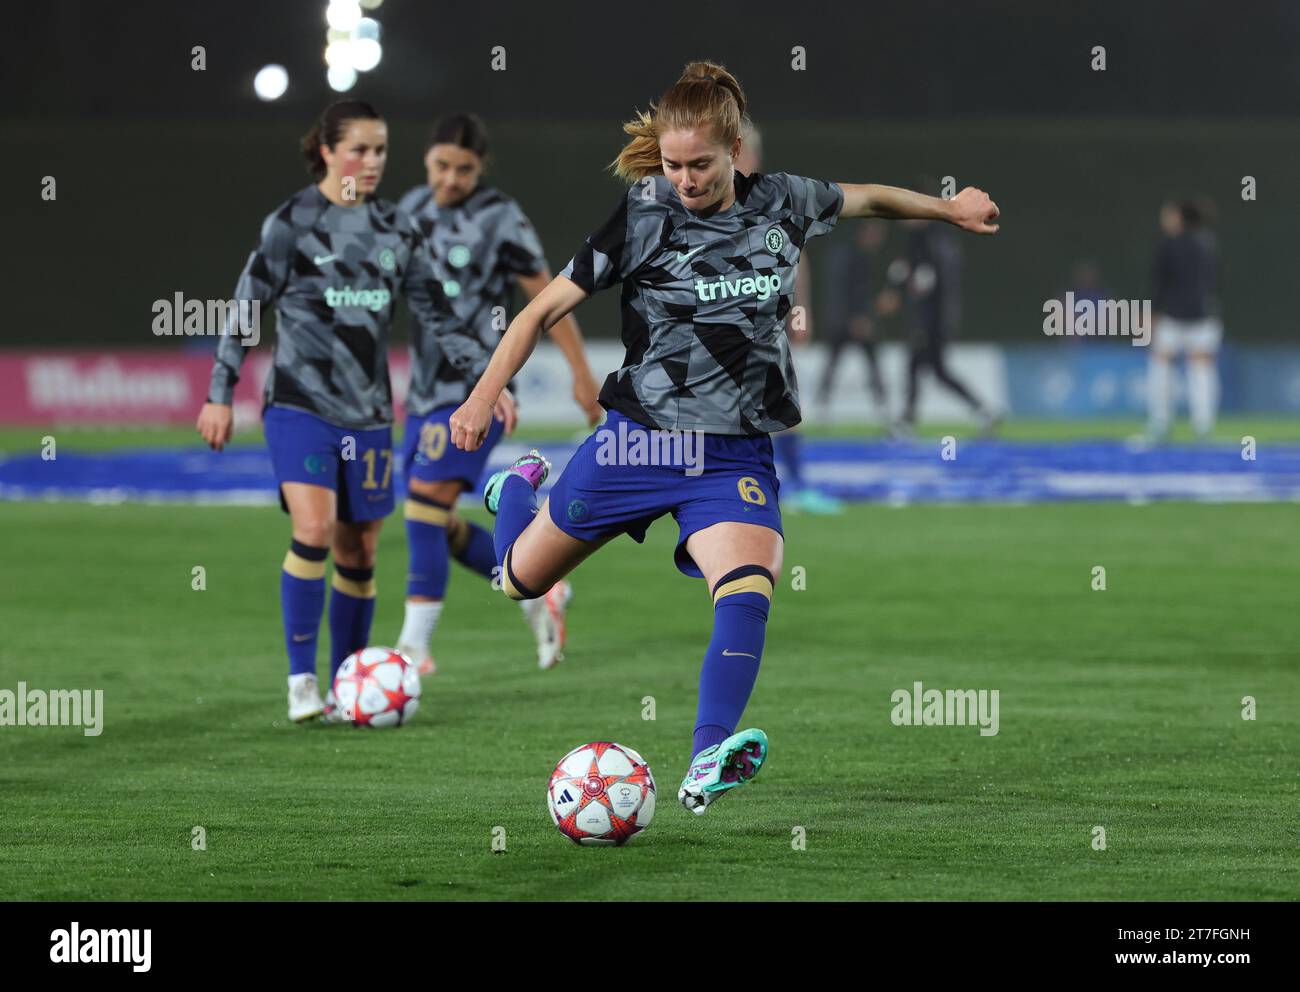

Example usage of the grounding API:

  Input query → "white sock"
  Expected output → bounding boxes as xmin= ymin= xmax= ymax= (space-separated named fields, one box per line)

xmin=519 ymin=597 xmax=543 ymax=624
xmin=1147 ymin=357 xmax=1172 ymax=435
xmin=1187 ymin=359 xmax=1218 ymax=436
xmin=397 ymin=600 xmax=443 ymax=656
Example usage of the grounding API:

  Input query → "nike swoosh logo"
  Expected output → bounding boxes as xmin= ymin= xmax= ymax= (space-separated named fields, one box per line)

xmin=292 ymin=633 xmax=313 ymax=642
xmin=313 ymin=254 xmax=337 ymax=265
xmin=676 ymin=245 xmax=706 ymax=262
xmin=721 ymin=649 xmax=757 ymax=659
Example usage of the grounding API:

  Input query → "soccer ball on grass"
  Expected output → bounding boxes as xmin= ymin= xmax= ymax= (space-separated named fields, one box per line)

xmin=547 ymin=741 xmax=655 ymax=845
xmin=332 ymin=647 xmax=421 ymax=728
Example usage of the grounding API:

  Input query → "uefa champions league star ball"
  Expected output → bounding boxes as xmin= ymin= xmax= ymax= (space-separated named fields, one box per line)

xmin=547 ymin=742 xmax=655 ymax=845
xmin=332 ymin=647 xmax=421 ymax=728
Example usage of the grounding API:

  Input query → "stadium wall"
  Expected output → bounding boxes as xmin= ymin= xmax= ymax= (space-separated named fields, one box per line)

xmin=4 ymin=343 xmax=1299 ymax=427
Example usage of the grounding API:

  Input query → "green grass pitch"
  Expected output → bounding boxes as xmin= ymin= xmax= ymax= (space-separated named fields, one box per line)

xmin=0 ymin=492 xmax=1296 ymax=900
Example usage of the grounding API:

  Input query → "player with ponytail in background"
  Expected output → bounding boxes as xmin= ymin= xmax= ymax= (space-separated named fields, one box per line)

xmin=197 ymin=101 xmax=448 ymax=722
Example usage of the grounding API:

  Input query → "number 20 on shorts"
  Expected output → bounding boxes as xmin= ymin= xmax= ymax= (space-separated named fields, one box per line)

xmin=418 ymin=423 xmax=447 ymax=462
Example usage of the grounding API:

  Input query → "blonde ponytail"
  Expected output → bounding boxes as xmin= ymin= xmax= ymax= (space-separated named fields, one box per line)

xmin=610 ymin=60 xmax=748 ymax=183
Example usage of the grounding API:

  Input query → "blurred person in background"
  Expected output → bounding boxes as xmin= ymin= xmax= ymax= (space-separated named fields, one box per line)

xmin=1144 ymin=197 xmax=1222 ymax=441
xmin=883 ymin=176 xmax=1000 ymax=437
xmin=737 ymin=117 xmax=844 ymax=514
xmin=1059 ymin=258 xmax=1113 ymax=346
xmin=814 ymin=219 xmax=890 ymax=421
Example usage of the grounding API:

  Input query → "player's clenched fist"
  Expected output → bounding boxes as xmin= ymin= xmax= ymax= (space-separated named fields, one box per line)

xmin=450 ymin=393 xmax=495 ymax=451
xmin=948 ymin=186 xmax=1000 ymax=234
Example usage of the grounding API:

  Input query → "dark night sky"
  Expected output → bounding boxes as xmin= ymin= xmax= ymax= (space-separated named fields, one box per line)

xmin=9 ymin=0 xmax=1300 ymax=121
xmin=6 ymin=1 xmax=1299 ymax=345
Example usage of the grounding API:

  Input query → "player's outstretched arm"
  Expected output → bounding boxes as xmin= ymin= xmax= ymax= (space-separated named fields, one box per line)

xmin=449 ymin=275 xmax=589 ymax=451
xmin=839 ymin=183 xmax=1000 ymax=234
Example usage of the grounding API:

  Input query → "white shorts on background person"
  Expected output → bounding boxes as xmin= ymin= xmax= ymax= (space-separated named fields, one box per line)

xmin=1152 ymin=316 xmax=1223 ymax=358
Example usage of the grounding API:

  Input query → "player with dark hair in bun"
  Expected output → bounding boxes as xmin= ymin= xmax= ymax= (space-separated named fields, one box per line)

xmin=393 ymin=112 xmax=602 ymax=675
xmin=449 ymin=62 xmax=999 ymax=816
xmin=197 ymin=100 xmax=449 ymax=723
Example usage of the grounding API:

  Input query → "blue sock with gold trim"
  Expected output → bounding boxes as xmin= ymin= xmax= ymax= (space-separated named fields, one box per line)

xmin=448 ymin=516 xmax=496 ymax=580
xmin=493 ymin=474 xmax=537 ymax=567
xmin=693 ymin=565 xmax=773 ymax=759
xmin=404 ymin=493 xmax=451 ymax=598
xmin=329 ymin=563 xmax=376 ymax=681
xmin=281 ymin=540 xmax=327 ymax=677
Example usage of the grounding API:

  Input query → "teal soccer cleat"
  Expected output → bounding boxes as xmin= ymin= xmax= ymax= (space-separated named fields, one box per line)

xmin=482 ymin=449 xmax=551 ymax=514
xmin=678 ymin=728 xmax=769 ymax=815
xmin=791 ymin=488 xmax=845 ymax=515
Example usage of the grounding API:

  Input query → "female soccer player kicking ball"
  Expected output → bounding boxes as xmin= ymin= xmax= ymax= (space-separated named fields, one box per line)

xmin=394 ymin=113 xmax=602 ymax=675
xmin=196 ymin=100 xmax=454 ymax=723
xmin=449 ymin=62 xmax=999 ymax=813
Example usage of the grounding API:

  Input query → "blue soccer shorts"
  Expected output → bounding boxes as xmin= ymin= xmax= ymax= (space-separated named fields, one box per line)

xmin=401 ymin=402 xmax=506 ymax=490
xmin=263 ymin=404 xmax=395 ymax=523
xmin=545 ymin=409 xmax=783 ymax=578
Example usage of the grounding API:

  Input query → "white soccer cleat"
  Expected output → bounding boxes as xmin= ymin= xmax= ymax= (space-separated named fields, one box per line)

xmin=287 ymin=673 xmax=324 ymax=723
xmin=522 ymin=580 xmax=571 ymax=670
xmin=321 ymin=687 xmax=348 ymax=724
xmin=395 ymin=643 xmax=437 ymax=676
